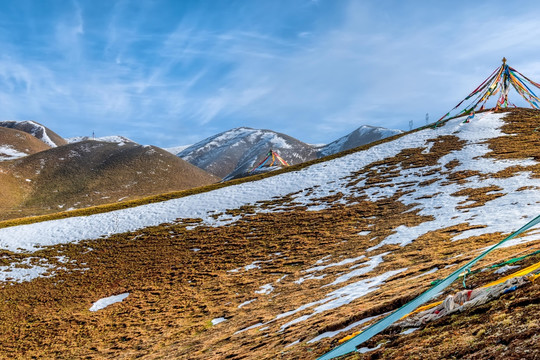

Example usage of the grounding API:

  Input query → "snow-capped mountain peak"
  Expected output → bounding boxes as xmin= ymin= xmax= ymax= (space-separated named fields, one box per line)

xmin=178 ymin=127 xmax=318 ymax=179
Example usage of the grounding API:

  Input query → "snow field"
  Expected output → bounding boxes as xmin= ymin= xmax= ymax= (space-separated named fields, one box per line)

xmin=0 ymin=145 xmax=28 ymax=161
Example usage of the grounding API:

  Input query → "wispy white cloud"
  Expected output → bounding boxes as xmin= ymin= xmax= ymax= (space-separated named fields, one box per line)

xmin=183 ymin=1 xmax=540 ymax=141
xmin=1 ymin=0 xmax=540 ymax=147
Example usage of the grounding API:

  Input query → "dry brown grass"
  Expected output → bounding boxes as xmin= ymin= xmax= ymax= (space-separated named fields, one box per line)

xmin=1 ymin=197 xmax=537 ymax=359
xmin=1 ymin=109 xmax=539 ymax=359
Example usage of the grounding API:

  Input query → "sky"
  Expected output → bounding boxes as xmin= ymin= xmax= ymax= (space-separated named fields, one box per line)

xmin=1 ymin=0 xmax=540 ymax=147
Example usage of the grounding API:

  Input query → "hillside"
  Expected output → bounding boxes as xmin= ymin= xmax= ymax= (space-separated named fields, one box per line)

xmin=0 ymin=140 xmax=220 ymax=220
xmin=0 ymin=109 xmax=539 ymax=359
xmin=178 ymin=127 xmax=318 ymax=179
xmin=0 ymin=126 xmax=51 ymax=160
xmin=0 ymin=120 xmax=67 ymax=147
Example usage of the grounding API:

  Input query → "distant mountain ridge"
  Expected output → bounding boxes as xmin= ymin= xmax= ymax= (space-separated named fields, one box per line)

xmin=4 ymin=141 xmax=218 ymax=212
xmin=178 ymin=127 xmax=318 ymax=179
xmin=318 ymin=125 xmax=403 ymax=157
xmin=176 ymin=124 xmax=402 ymax=179
xmin=0 ymin=119 xmax=402 ymax=218
xmin=67 ymin=135 xmax=135 ymax=145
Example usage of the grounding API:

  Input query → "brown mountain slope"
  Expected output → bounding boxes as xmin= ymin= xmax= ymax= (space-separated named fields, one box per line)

xmin=0 ymin=127 xmax=51 ymax=159
xmin=0 ymin=120 xmax=67 ymax=147
xmin=0 ymin=140 xmax=219 ymax=219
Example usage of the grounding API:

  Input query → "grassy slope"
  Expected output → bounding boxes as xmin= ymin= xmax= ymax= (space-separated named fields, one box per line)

xmin=0 ymin=127 xmax=51 ymax=155
xmin=0 ymin=108 xmax=539 ymax=359
xmin=0 ymin=127 xmax=52 ymax=216
xmin=0 ymin=141 xmax=220 ymax=222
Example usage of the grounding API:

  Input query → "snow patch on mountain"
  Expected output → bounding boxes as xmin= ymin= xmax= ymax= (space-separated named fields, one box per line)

xmin=67 ymin=135 xmax=135 ymax=146
xmin=165 ymin=144 xmax=192 ymax=155
xmin=0 ymin=145 xmax=28 ymax=161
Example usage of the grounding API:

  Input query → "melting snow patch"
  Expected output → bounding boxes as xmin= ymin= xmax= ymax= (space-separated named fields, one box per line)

xmin=412 ymin=267 xmax=439 ymax=279
xmin=255 ymin=284 xmax=274 ymax=295
xmin=358 ymin=343 xmax=382 ymax=353
xmin=295 ymin=274 xmax=326 ymax=284
xmin=89 ymin=293 xmax=129 ymax=312
xmin=245 ymin=261 xmax=262 ymax=271
xmin=306 ymin=204 xmax=329 ymax=212
xmin=358 ymin=231 xmax=371 ymax=236
xmin=305 ymin=255 xmax=366 ymax=273
xmin=238 ymin=299 xmax=257 ymax=308
xmin=0 ymin=145 xmax=27 ymax=160
xmin=284 ymin=339 xmax=301 ymax=348
xmin=229 ymin=260 xmax=265 ymax=273
xmin=315 ymin=255 xmax=332 ymax=264
xmin=234 ymin=322 xmax=264 ymax=334
xmin=0 ymin=258 xmax=55 ymax=283
xmin=401 ymin=327 xmax=420 ymax=335
xmin=211 ymin=317 xmax=227 ymax=326
xmin=422 ymin=142 xmax=435 ymax=154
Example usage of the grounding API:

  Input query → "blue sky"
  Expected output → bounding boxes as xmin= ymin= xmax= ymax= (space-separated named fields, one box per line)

xmin=1 ymin=0 xmax=540 ymax=147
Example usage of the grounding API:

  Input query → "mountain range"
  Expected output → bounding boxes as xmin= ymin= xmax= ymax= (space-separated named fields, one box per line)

xmin=176 ymin=125 xmax=402 ymax=179
xmin=0 ymin=119 xmax=402 ymax=219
